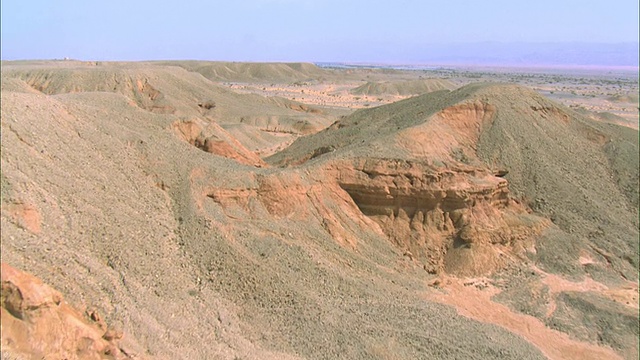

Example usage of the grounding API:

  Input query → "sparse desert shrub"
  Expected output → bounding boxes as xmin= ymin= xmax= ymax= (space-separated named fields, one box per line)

xmin=198 ymin=100 xmax=216 ymax=110
xmin=451 ymin=147 xmax=470 ymax=164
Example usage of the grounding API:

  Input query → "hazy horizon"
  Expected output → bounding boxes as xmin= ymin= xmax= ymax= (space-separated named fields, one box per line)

xmin=2 ymin=0 xmax=638 ymax=66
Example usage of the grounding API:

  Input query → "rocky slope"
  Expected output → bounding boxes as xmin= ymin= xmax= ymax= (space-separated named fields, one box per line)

xmin=267 ymin=82 xmax=639 ymax=357
xmin=152 ymin=61 xmax=332 ymax=83
xmin=1 ymin=63 xmax=637 ymax=359
xmin=1 ymin=62 xmax=334 ymax=157
xmin=1 ymin=263 xmax=133 ymax=359
xmin=350 ymin=79 xmax=455 ymax=96
xmin=270 ymin=83 xmax=638 ymax=280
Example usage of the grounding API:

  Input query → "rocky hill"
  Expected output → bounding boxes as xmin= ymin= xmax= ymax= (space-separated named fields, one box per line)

xmin=1 ymin=62 xmax=333 ymax=158
xmin=1 ymin=62 xmax=637 ymax=359
xmin=350 ymin=79 xmax=455 ymax=96
xmin=269 ymin=83 xmax=638 ymax=279
xmin=153 ymin=61 xmax=332 ymax=83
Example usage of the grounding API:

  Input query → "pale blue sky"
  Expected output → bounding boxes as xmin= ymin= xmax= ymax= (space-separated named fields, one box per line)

xmin=1 ymin=0 xmax=638 ymax=63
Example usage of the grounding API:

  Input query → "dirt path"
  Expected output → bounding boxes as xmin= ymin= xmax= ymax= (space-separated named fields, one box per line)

xmin=424 ymin=277 xmax=622 ymax=360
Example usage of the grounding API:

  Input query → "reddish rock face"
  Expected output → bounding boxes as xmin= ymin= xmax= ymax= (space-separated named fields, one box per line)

xmin=172 ymin=118 xmax=267 ymax=167
xmin=328 ymin=158 xmax=548 ymax=275
xmin=3 ymin=202 xmax=42 ymax=234
xmin=1 ymin=263 xmax=131 ymax=360
xmin=193 ymin=154 xmax=548 ymax=277
xmin=190 ymin=98 xmax=550 ymax=277
xmin=1 ymin=263 xmax=62 ymax=320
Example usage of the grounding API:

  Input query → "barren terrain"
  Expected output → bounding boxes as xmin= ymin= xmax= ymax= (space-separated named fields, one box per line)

xmin=1 ymin=60 xmax=638 ymax=359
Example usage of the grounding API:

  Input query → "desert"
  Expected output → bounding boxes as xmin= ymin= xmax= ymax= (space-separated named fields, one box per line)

xmin=0 ymin=59 xmax=637 ymax=359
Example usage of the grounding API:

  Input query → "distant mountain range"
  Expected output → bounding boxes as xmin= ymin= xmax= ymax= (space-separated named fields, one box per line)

xmin=412 ymin=42 xmax=639 ymax=67
xmin=314 ymin=42 xmax=639 ymax=68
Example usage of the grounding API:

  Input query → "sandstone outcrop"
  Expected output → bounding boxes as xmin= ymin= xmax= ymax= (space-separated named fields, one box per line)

xmin=3 ymin=201 xmax=42 ymax=234
xmin=195 ymin=155 xmax=547 ymax=276
xmin=1 ymin=263 xmax=130 ymax=360
xmin=329 ymin=158 xmax=548 ymax=275
xmin=172 ymin=118 xmax=267 ymax=167
xmin=265 ymin=91 xmax=553 ymax=276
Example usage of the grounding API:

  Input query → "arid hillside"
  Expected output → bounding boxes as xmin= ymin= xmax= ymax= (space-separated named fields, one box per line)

xmin=271 ymin=82 xmax=638 ymax=277
xmin=1 ymin=61 xmax=638 ymax=360
xmin=350 ymin=79 xmax=455 ymax=96
xmin=1 ymin=61 xmax=334 ymax=157
xmin=152 ymin=61 xmax=333 ymax=83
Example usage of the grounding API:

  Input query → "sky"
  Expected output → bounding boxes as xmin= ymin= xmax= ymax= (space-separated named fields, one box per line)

xmin=1 ymin=0 xmax=639 ymax=64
